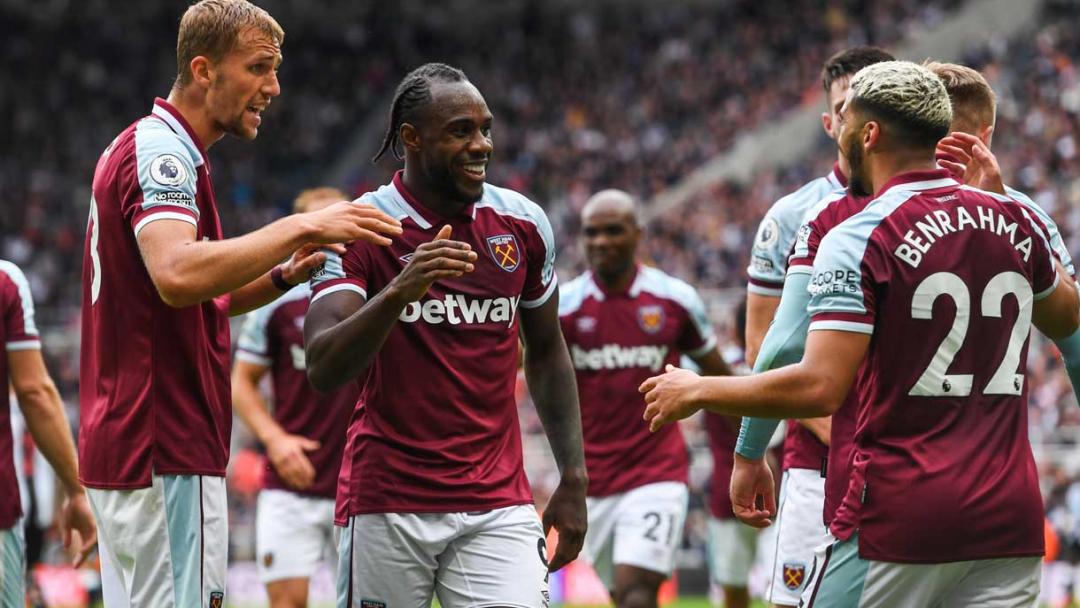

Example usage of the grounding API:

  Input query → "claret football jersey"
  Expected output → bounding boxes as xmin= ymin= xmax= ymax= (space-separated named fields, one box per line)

xmin=79 ymin=99 xmax=231 ymax=488
xmin=559 ymin=266 xmax=716 ymax=496
xmin=808 ymin=169 xmax=1059 ymax=563
xmin=310 ymin=171 xmax=556 ymax=523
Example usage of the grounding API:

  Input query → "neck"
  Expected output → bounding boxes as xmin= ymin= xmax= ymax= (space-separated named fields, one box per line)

xmin=594 ymin=263 xmax=636 ymax=293
xmin=166 ymin=86 xmax=224 ymax=150
xmin=868 ymin=149 xmax=938 ymax=195
xmin=402 ymin=164 xmax=470 ymax=218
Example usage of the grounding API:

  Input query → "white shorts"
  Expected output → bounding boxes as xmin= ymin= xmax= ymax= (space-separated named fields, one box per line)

xmin=87 ymin=475 xmax=228 ymax=608
xmin=336 ymin=504 xmax=549 ymax=608
xmin=583 ymin=481 xmax=689 ymax=589
xmin=0 ymin=519 xmax=25 ymax=605
xmin=807 ymin=532 xmax=1041 ymax=608
xmin=769 ymin=468 xmax=827 ymax=606
xmin=256 ymin=489 xmax=337 ymax=584
xmin=705 ymin=516 xmax=758 ymax=587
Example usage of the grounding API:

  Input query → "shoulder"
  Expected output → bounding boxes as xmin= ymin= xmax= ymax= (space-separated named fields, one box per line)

xmin=133 ymin=116 xmax=200 ymax=169
xmin=819 ymin=190 xmax=915 ymax=262
xmin=770 ymin=176 xmax=841 ymax=221
xmin=633 ymin=267 xmax=705 ymax=311
xmin=801 ymin=190 xmax=851 ymax=228
xmin=558 ymin=273 xmax=595 ymax=316
xmin=355 ymin=183 xmax=415 ymax=221
xmin=476 ymin=185 xmax=551 ymax=232
xmin=0 ymin=260 xmax=29 ymax=290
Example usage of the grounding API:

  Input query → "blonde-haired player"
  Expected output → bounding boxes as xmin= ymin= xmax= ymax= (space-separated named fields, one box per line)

xmin=643 ymin=60 xmax=1078 ymax=607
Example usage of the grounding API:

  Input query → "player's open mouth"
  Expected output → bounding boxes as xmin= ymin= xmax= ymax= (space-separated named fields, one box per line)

xmin=246 ymin=105 xmax=265 ymax=126
xmin=461 ymin=162 xmax=486 ymax=181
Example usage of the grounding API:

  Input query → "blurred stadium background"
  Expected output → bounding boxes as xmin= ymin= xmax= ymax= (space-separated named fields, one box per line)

xmin=6 ymin=0 xmax=1080 ymax=605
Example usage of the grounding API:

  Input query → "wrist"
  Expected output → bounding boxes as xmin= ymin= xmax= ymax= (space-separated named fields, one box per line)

xmin=734 ymin=452 xmax=765 ymax=466
xmin=63 ymin=482 xmax=86 ymax=498
xmin=270 ymin=266 xmax=295 ymax=291
xmin=558 ymin=467 xmax=589 ymax=490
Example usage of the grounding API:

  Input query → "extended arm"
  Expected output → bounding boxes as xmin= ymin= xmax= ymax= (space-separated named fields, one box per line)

xmin=137 ymin=202 xmax=400 ymax=310
xmin=641 ymin=328 xmax=870 ymax=428
xmin=9 ymin=349 xmax=96 ymax=565
xmin=520 ymin=293 xmax=588 ymax=571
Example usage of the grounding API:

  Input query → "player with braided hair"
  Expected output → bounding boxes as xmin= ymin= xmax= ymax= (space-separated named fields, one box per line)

xmin=305 ymin=62 xmax=587 ymax=607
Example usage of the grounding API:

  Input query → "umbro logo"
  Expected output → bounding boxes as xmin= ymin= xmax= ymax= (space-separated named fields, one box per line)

xmin=399 ymin=253 xmax=414 ymax=264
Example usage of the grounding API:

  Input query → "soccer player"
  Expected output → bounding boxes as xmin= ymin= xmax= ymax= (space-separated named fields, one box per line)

xmin=79 ymin=2 xmax=400 ymax=605
xmin=559 ymin=189 xmax=730 ymax=608
xmin=0 ymin=262 xmax=96 ymax=602
xmin=730 ymin=59 xmax=1080 ymax=604
xmin=233 ymin=187 xmax=360 ymax=608
xmin=743 ymin=45 xmax=893 ymax=607
xmin=303 ymin=63 xmax=587 ymax=607
xmin=642 ymin=60 xmax=1079 ymax=606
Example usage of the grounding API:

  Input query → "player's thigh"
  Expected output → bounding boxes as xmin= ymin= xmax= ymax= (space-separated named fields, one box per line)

xmin=266 ymin=578 xmax=310 ymax=608
xmin=257 ymin=489 xmax=332 ymax=585
xmin=87 ymin=474 xmax=227 ymax=608
xmin=583 ymin=492 xmax=622 ymax=589
xmin=768 ymin=469 xmax=826 ymax=605
xmin=705 ymin=516 xmax=757 ymax=588
xmin=941 ymin=556 xmax=1041 ymax=608
xmin=804 ymin=535 xmax=868 ymax=608
xmin=0 ymin=519 xmax=26 ymax=605
xmin=337 ymin=512 xmax=451 ymax=608
xmin=436 ymin=505 xmax=550 ymax=608
xmin=610 ymin=482 xmax=688 ymax=579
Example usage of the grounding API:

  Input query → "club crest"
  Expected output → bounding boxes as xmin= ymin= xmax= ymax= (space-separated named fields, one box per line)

xmin=637 ymin=305 xmax=665 ymax=334
xmin=782 ymin=562 xmax=806 ymax=590
xmin=487 ymin=234 xmax=520 ymax=272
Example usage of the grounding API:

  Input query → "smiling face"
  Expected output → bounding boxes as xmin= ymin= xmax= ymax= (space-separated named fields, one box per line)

xmin=408 ymin=80 xmax=493 ymax=206
xmin=204 ymin=26 xmax=282 ymax=140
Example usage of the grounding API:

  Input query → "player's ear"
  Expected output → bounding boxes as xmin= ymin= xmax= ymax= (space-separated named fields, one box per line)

xmin=821 ymin=112 xmax=833 ymax=138
xmin=863 ymin=121 xmax=880 ymax=150
xmin=980 ymin=124 xmax=994 ymax=147
xmin=189 ymin=56 xmax=212 ymax=88
xmin=399 ymin=123 xmax=421 ymax=153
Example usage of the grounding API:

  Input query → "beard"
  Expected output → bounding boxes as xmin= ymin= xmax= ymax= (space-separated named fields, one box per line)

xmin=844 ymin=136 xmax=872 ymax=197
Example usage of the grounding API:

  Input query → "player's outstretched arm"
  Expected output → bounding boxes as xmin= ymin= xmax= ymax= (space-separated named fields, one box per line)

xmin=641 ymin=329 xmax=869 ymax=431
xmin=519 ymin=292 xmax=588 ymax=572
xmin=137 ymin=201 xmax=401 ymax=309
xmin=10 ymin=349 xmax=96 ymax=566
xmin=305 ymin=225 xmax=476 ymax=390
xmin=232 ymin=360 xmax=318 ymax=490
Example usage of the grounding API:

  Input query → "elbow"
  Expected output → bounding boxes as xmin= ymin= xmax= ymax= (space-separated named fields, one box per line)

xmin=803 ymin=376 xmax=844 ymax=417
xmin=305 ymin=349 xmax=346 ymax=392
xmin=156 ymin=277 xmax=198 ymax=308
xmin=15 ymin=382 xmax=60 ymax=416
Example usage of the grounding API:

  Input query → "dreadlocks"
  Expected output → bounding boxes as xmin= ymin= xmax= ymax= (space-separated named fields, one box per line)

xmin=373 ymin=63 xmax=469 ymax=163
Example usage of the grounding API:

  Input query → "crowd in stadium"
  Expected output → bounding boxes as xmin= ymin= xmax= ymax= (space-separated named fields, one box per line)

xmin=6 ymin=0 xmax=1080 ymax=605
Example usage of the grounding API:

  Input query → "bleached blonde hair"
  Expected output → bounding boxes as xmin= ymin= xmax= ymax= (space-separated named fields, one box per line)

xmin=849 ymin=61 xmax=952 ymax=147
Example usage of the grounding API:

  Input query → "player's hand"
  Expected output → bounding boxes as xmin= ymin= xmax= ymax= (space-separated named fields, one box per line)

xmin=302 ymin=200 xmax=403 ymax=247
xmin=266 ymin=432 xmax=320 ymax=490
xmin=640 ymin=364 xmax=703 ymax=432
xmin=542 ymin=474 xmax=588 ymax=572
xmin=936 ymin=131 xmax=1006 ymax=195
xmin=730 ymin=454 xmax=777 ymax=528
xmin=58 ymin=490 xmax=97 ymax=567
xmin=387 ymin=225 xmax=477 ymax=303
xmin=280 ymin=242 xmax=347 ymax=286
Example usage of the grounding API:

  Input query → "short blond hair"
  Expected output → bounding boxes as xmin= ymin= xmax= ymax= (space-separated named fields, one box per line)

xmin=175 ymin=0 xmax=284 ymax=88
xmin=924 ymin=61 xmax=996 ymax=134
xmin=850 ymin=60 xmax=952 ymax=149
xmin=293 ymin=187 xmax=348 ymax=213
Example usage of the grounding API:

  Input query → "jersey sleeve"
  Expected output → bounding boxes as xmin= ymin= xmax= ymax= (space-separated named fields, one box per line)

xmin=0 ymin=262 xmax=40 ymax=351
xmin=309 ymin=244 xmax=369 ymax=304
xmin=789 ymin=193 xmax=847 ymax=274
xmin=236 ymin=304 xmax=276 ymax=367
xmin=1007 ymin=186 xmax=1075 ymax=279
xmin=807 ymin=223 xmax=879 ymax=335
xmin=1018 ymin=206 xmax=1061 ymax=301
xmin=128 ymin=126 xmax=200 ymax=236
xmin=747 ymin=206 xmax=788 ymax=296
xmin=520 ymin=203 xmax=558 ymax=309
xmin=673 ymin=283 xmax=718 ymax=358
